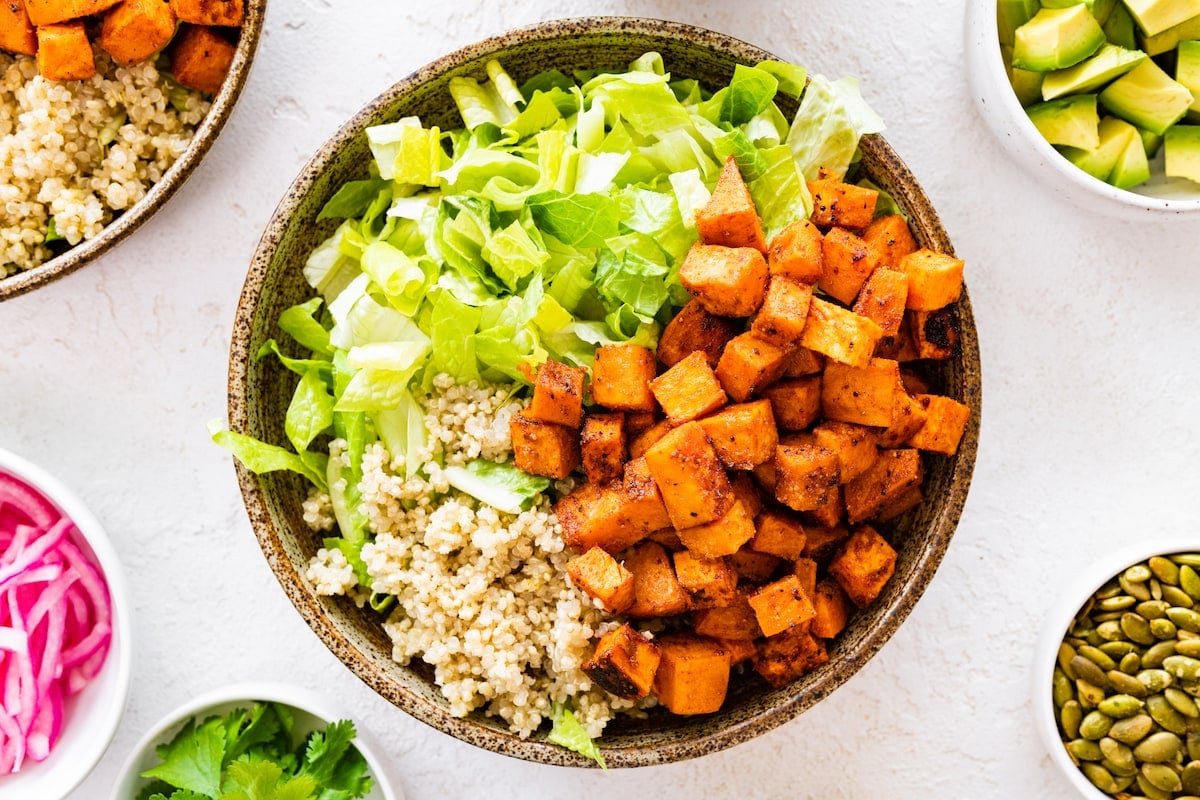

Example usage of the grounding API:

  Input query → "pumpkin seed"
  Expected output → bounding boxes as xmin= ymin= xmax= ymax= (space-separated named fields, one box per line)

xmin=1082 ymin=710 xmax=1116 ymax=740
xmin=1103 ymin=641 xmax=1140 ymax=658
xmin=1178 ymin=641 xmax=1200 ymax=660
xmin=1151 ymin=618 xmax=1179 ymax=640
xmin=1122 ymin=652 xmax=1144 ymax=674
xmin=1166 ymin=655 xmax=1200 ymax=681
xmin=1167 ymin=687 xmax=1200 ymax=718
xmin=1100 ymin=694 xmax=1147 ymax=719
xmin=1099 ymin=620 xmax=1126 ymax=642
xmin=1062 ymin=700 xmax=1084 ymax=739
xmin=1110 ymin=714 xmax=1155 ymax=745
xmin=1149 ymin=694 xmax=1191 ymax=735
xmin=1137 ymin=771 xmax=1174 ymax=800
xmin=1101 ymin=737 xmax=1137 ymax=772
xmin=1140 ymin=669 xmax=1176 ymax=693
xmin=1134 ymin=731 xmax=1184 ymax=763
xmin=1188 ymin=732 xmax=1200 ymax=761
xmin=1183 ymin=761 xmax=1200 ymax=795
xmin=1151 ymin=556 xmax=1182 ymax=586
xmin=1165 ymin=585 xmax=1196 ymax=609
xmin=1074 ymin=655 xmax=1113 ymax=688
xmin=1171 ymin=554 xmax=1200 ymax=568
xmin=1068 ymin=738 xmax=1104 ymax=761
xmin=1182 ymin=565 xmax=1200 ymax=602
xmin=1081 ymin=645 xmax=1120 ymax=672
xmin=1104 ymin=577 xmax=1130 ymax=597
xmin=1081 ymin=761 xmax=1119 ymax=793
xmin=1059 ymin=641 xmax=1078 ymax=676
xmin=1079 ymin=679 xmax=1107 ymax=708
xmin=1143 ymin=641 xmax=1178 ymax=669
xmin=1142 ymin=762 xmax=1184 ymax=793
xmin=1172 ymin=608 xmax=1200 ymax=634
xmin=1123 ymin=573 xmax=1153 ymax=601
xmin=1127 ymin=565 xmax=1154 ymax=583
xmin=1153 ymin=578 xmax=1165 ymax=601
xmin=1104 ymin=756 xmax=1139 ymax=778
xmin=1123 ymin=613 xmax=1157 ymax=645
xmin=1053 ymin=668 xmax=1074 ymax=708
xmin=1101 ymin=595 xmax=1138 ymax=612
xmin=1109 ymin=670 xmax=1150 ymax=699
xmin=1138 ymin=600 xmax=1171 ymax=620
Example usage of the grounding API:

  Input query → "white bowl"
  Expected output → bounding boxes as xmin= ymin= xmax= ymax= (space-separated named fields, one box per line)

xmin=111 ymin=682 xmax=402 ymax=800
xmin=965 ymin=0 xmax=1200 ymax=218
xmin=1032 ymin=536 xmax=1200 ymax=799
xmin=0 ymin=448 xmax=133 ymax=800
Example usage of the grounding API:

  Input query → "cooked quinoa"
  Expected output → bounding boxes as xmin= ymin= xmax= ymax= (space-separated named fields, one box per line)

xmin=305 ymin=375 xmax=640 ymax=737
xmin=0 ymin=48 xmax=209 ymax=275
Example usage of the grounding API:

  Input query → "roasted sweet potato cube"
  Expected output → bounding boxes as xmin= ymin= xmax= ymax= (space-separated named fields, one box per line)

xmin=643 ymin=421 xmax=734 ymax=530
xmin=510 ymin=413 xmax=579 ymax=480
xmin=624 ymin=541 xmax=690 ymax=618
xmin=844 ymin=448 xmax=922 ymax=524
xmin=697 ymin=400 xmax=778 ymax=470
xmin=862 ymin=214 xmax=917 ymax=267
xmin=801 ymin=525 xmax=850 ymax=564
xmin=693 ymin=594 xmax=762 ymax=640
xmin=876 ymin=484 xmax=923 ymax=521
xmin=648 ymin=528 xmax=684 ymax=550
xmin=793 ymin=557 xmax=819 ymax=598
xmin=0 ymin=1 xmax=36 ymax=55
xmin=555 ymin=482 xmax=644 ymax=554
xmin=810 ymin=578 xmax=853 ymax=638
xmin=901 ymin=249 xmax=964 ymax=311
xmin=581 ymin=413 xmax=625 ymax=484
xmin=650 ymin=350 xmax=727 ymax=425
xmin=36 ymin=22 xmax=95 ymax=81
xmin=679 ymin=243 xmax=769 ymax=318
xmin=819 ymin=227 xmax=879 ymax=306
xmin=653 ymin=634 xmax=733 ymax=715
xmin=621 ymin=457 xmax=674 ymax=534
xmin=696 ymin=155 xmax=767 ymax=251
xmin=629 ymin=419 xmax=672 ymax=459
xmin=582 ymin=623 xmax=660 ymax=700
xmin=809 ymin=178 xmax=878 ymax=230
xmin=774 ymin=442 xmax=839 ymax=512
xmin=753 ymin=628 xmax=830 ymax=688
xmin=99 ymin=0 xmax=178 ymax=64
xmin=728 ymin=471 xmax=764 ymax=518
xmin=718 ymin=637 xmax=757 ymax=665
xmin=676 ymin=499 xmax=756 ymax=559
xmin=878 ymin=384 xmax=929 ymax=448
xmin=852 ymin=267 xmax=908 ymax=337
xmin=821 ymin=358 xmax=900 ymax=427
xmin=783 ymin=346 xmax=824 ymax=378
xmin=762 ymin=376 xmax=821 ymax=432
xmin=876 ymin=313 xmax=921 ymax=362
xmin=812 ymin=421 xmax=880 ymax=484
xmin=673 ymin=551 xmax=738 ymax=609
xmin=829 ymin=525 xmax=898 ymax=608
xmin=657 ymin=300 xmax=741 ymax=369
xmin=799 ymin=297 xmax=884 ymax=367
xmin=625 ymin=410 xmax=659 ymax=439
xmin=748 ymin=574 xmax=816 ymax=637
xmin=170 ymin=0 xmax=243 ymax=26
xmin=751 ymin=458 xmax=776 ymax=494
xmin=566 ymin=547 xmax=635 ymax=614
xmin=767 ymin=218 xmax=823 ymax=283
xmin=24 ymin=0 xmax=120 ymax=25
xmin=910 ymin=308 xmax=960 ymax=360
xmin=170 ymin=23 xmax=235 ymax=94
xmin=750 ymin=276 xmax=813 ymax=346
xmin=591 ymin=344 xmax=657 ymax=412
xmin=907 ymin=394 xmax=970 ymax=456
xmin=729 ymin=547 xmax=783 ymax=583
xmin=527 ymin=358 xmax=586 ymax=428
xmin=804 ymin=485 xmax=845 ymax=528
xmin=751 ymin=508 xmax=807 ymax=560
xmin=714 ymin=332 xmax=790 ymax=403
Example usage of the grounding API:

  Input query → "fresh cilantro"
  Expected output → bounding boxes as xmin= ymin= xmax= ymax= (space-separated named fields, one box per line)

xmin=142 ymin=717 xmax=227 ymax=798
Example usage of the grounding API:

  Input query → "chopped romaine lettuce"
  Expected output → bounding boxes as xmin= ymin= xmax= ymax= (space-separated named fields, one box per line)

xmin=443 ymin=459 xmax=551 ymax=515
xmin=548 ymin=701 xmax=607 ymax=769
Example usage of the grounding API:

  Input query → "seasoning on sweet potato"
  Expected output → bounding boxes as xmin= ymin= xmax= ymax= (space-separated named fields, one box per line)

xmin=527 ymin=358 xmax=586 ymax=428
xmin=751 ymin=508 xmax=807 ymax=560
xmin=762 ymin=376 xmax=821 ymax=431
xmin=819 ymin=226 xmax=879 ymax=305
xmin=656 ymin=300 xmax=740 ymax=368
xmin=767 ymin=218 xmax=823 ymax=284
xmin=728 ymin=471 xmax=764 ymax=518
xmin=580 ymin=412 xmax=626 ymax=484
xmin=810 ymin=578 xmax=853 ymax=639
xmin=808 ymin=177 xmax=878 ymax=230
xmin=901 ymin=249 xmax=965 ymax=311
xmin=555 ymin=482 xmax=643 ymax=554
xmin=799 ymin=297 xmax=884 ymax=368
xmin=820 ymin=358 xmax=901 ymax=428
xmin=692 ymin=593 xmax=762 ymax=640
xmin=621 ymin=457 xmax=674 ymax=534
xmin=643 ymin=421 xmax=734 ymax=530
xmin=0 ymin=1 xmax=36 ymax=56
xmin=695 ymin=155 xmax=767 ymax=252
xmin=696 ymin=399 xmax=778 ymax=470
xmin=812 ymin=421 xmax=880 ymax=485
xmin=170 ymin=0 xmax=242 ymax=26
xmin=783 ymin=346 xmax=824 ymax=378
xmin=748 ymin=574 xmax=817 ymax=637
xmin=719 ymin=637 xmax=757 ymax=665
xmin=590 ymin=344 xmax=657 ymax=412
xmin=649 ymin=350 xmax=728 ymax=426
xmin=673 ymin=550 xmax=738 ymax=609
xmin=625 ymin=410 xmax=658 ymax=440
xmin=862 ymin=213 xmax=917 ymax=268
xmin=730 ymin=546 xmax=783 ymax=582
xmin=169 ymin=23 xmax=234 ymax=94
xmin=909 ymin=307 xmax=960 ymax=360
xmin=801 ymin=525 xmax=850 ymax=564
xmin=24 ymin=0 xmax=120 ymax=26
xmin=675 ymin=499 xmax=757 ymax=559
xmin=652 ymin=633 xmax=733 ymax=715
xmin=624 ymin=540 xmax=690 ymax=618
xmin=36 ymin=21 xmax=95 ymax=81
xmin=750 ymin=276 xmax=813 ymax=346
xmin=804 ymin=485 xmax=846 ymax=528
xmin=906 ymin=394 xmax=970 ymax=456
xmin=566 ymin=546 xmax=635 ymax=614
xmin=510 ymin=413 xmax=579 ymax=480
xmin=774 ymin=442 xmax=839 ymax=513
xmin=876 ymin=484 xmax=923 ymax=521
xmin=679 ymin=243 xmax=769 ymax=318
xmin=753 ymin=627 xmax=830 ymax=688
xmin=880 ymin=384 xmax=928 ymax=451
xmin=714 ymin=331 xmax=790 ymax=403
xmin=99 ymin=0 xmax=178 ymax=65
xmin=828 ymin=525 xmax=898 ymax=608
xmin=629 ymin=418 xmax=672 ymax=459
xmin=852 ymin=266 xmax=909 ymax=337
xmin=582 ymin=623 xmax=660 ymax=700
xmin=793 ymin=557 xmax=819 ymax=598
xmin=844 ymin=448 xmax=923 ymax=524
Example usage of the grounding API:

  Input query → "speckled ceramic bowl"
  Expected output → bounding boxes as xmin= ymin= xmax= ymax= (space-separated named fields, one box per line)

xmin=229 ymin=16 xmax=982 ymax=767
xmin=0 ymin=2 xmax=266 ymax=301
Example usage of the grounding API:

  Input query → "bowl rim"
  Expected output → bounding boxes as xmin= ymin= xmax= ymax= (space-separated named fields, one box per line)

xmin=0 ymin=0 xmax=268 ymax=302
xmin=0 ymin=446 xmax=133 ymax=799
xmin=964 ymin=0 xmax=1200 ymax=215
xmin=229 ymin=14 xmax=982 ymax=767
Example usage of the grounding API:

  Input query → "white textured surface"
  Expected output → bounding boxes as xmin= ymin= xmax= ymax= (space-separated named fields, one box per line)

xmin=0 ymin=1 xmax=1197 ymax=798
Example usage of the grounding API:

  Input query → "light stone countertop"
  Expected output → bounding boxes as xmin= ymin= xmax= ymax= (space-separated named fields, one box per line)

xmin=2 ymin=1 xmax=1198 ymax=798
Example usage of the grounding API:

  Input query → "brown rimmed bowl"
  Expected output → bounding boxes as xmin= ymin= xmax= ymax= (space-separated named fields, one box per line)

xmin=229 ymin=16 xmax=982 ymax=767
xmin=0 ymin=2 xmax=266 ymax=301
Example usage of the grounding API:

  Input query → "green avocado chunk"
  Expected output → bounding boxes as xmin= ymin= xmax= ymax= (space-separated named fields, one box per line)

xmin=1139 ymin=125 xmax=1165 ymax=157
xmin=1060 ymin=115 xmax=1141 ymax=180
xmin=1140 ymin=12 xmax=1200 ymax=55
xmin=1042 ymin=44 xmax=1147 ymax=100
xmin=1103 ymin=3 xmax=1139 ymax=48
xmin=1099 ymin=59 xmax=1194 ymax=134
xmin=1122 ymin=0 xmax=1200 ymax=37
xmin=1175 ymin=40 xmax=1200 ymax=118
xmin=998 ymin=0 xmax=1042 ymax=46
xmin=1164 ymin=124 xmax=1200 ymax=181
xmin=1042 ymin=0 xmax=1118 ymax=25
xmin=1013 ymin=6 xmax=1107 ymax=71
xmin=1028 ymin=94 xmax=1101 ymax=149
xmin=1109 ymin=122 xmax=1153 ymax=188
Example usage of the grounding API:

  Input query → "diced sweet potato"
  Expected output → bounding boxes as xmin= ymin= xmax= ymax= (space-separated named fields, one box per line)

xmin=750 ymin=276 xmax=813 ymax=346
xmin=673 ymin=551 xmax=738 ymax=609
xmin=876 ymin=484 xmax=923 ymax=521
xmin=621 ymin=457 xmax=674 ymax=534
xmin=844 ymin=448 xmax=923 ymax=524
xmin=650 ymin=350 xmax=728 ymax=426
xmin=793 ymin=557 xmax=818 ymax=598
xmin=767 ymin=218 xmax=823 ymax=284
xmin=581 ymin=413 xmax=626 ymax=484
xmin=852 ymin=267 xmax=908 ymax=337
xmin=556 ymin=482 xmax=644 ymax=554
xmin=799 ymin=297 xmax=884 ymax=367
xmin=510 ymin=413 xmax=579 ymax=480
xmin=643 ymin=421 xmax=734 ymax=530
xmin=625 ymin=410 xmax=659 ymax=439
xmin=679 ymin=243 xmax=769 ymax=318
xmin=828 ymin=525 xmax=898 ymax=608
xmin=820 ymin=358 xmax=900 ymax=427
xmin=695 ymin=155 xmax=767 ymax=252
xmin=906 ymin=394 xmax=970 ymax=456
xmin=714 ymin=332 xmax=790 ymax=403
xmin=624 ymin=541 xmax=690 ymax=618
xmin=99 ymin=0 xmax=178 ymax=65
xmin=676 ymin=499 xmax=756 ymax=559
xmin=751 ymin=508 xmax=807 ymax=560
xmin=910 ymin=308 xmax=960 ymax=360
xmin=719 ymin=637 xmax=757 ymax=665
xmin=804 ymin=485 xmax=845 ymax=528
xmin=527 ymin=358 xmax=586 ymax=428
xmin=0 ymin=0 xmax=36 ymax=55
xmin=170 ymin=0 xmax=243 ymax=26
xmin=812 ymin=421 xmax=880 ymax=485
xmin=657 ymin=300 xmax=740 ymax=368
xmin=693 ymin=594 xmax=762 ymax=640
xmin=629 ymin=419 xmax=672 ymax=460
xmin=591 ymin=344 xmax=657 ymax=412
xmin=748 ymin=574 xmax=816 ymax=637
xmin=653 ymin=634 xmax=733 ymax=715
xmin=774 ymin=442 xmax=839 ymax=512
xmin=566 ymin=547 xmax=635 ymax=614
xmin=728 ymin=471 xmax=764 ymax=518
xmin=762 ymin=376 xmax=821 ymax=431
xmin=24 ymin=0 xmax=120 ymax=25
xmin=697 ymin=399 xmax=778 ymax=470
xmin=783 ymin=346 xmax=824 ymax=378
xmin=862 ymin=214 xmax=917 ymax=268
xmin=819 ymin=226 xmax=879 ymax=306
xmin=36 ymin=21 xmax=95 ymax=81
xmin=808 ymin=178 xmax=878 ymax=230
xmin=876 ymin=313 xmax=921 ymax=362
xmin=753 ymin=628 xmax=830 ymax=688
xmin=582 ymin=623 xmax=660 ymax=700
xmin=751 ymin=458 xmax=776 ymax=494
xmin=729 ymin=547 xmax=783 ymax=582
xmin=878 ymin=383 xmax=929 ymax=448
xmin=648 ymin=528 xmax=684 ymax=550
xmin=170 ymin=23 xmax=234 ymax=94
xmin=901 ymin=249 xmax=964 ymax=311
xmin=810 ymin=578 xmax=853 ymax=638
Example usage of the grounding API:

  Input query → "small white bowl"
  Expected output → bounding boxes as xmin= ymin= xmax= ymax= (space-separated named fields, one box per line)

xmin=112 ymin=682 xmax=402 ymax=800
xmin=1033 ymin=536 xmax=1200 ymax=798
xmin=965 ymin=1 xmax=1200 ymax=218
xmin=0 ymin=448 xmax=133 ymax=800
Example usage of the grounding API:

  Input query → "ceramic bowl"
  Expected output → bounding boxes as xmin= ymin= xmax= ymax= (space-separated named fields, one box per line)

xmin=229 ymin=16 xmax=982 ymax=767
xmin=0 ymin=1 xmax=267 ymax=301
xmin=965 ymin=0 xmax=1200 ymax=218
xmin=0 ymin=447 xmax=133 ymax=800
xmin=111 ymin=681 xmax=401 ymax=800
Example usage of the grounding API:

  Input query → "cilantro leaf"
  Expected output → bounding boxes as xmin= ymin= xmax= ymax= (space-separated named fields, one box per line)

xmin=141 ymin=717 xmax=228 ymax=798
xmin=220 ymin=760 xmax=318 ymax=800
xmin=226 ymin=703 xmax=284 ymax=763
xmin=298 ymin=720 xmax=354 ymax=785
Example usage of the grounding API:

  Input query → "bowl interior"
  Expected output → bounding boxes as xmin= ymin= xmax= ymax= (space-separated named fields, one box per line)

xmin=231 ymin=16 xmax=982 ymax=766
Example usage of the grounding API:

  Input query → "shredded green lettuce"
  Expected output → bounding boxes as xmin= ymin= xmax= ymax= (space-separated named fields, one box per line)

xmin=548 ymin=701 xmax=607 ymax=769
xmin=443 ymin=459 xmax=552 ymax=514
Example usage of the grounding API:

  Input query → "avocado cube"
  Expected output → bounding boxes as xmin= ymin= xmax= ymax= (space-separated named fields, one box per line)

xmin=1041 ymin=44 xmax=1147 ymax=100
xmin=1013 ymin=6 xmax=1107 ymax=71
xmin=1028 ymin=94 xmax=1101 ymax=149
xmin=1060 ymin=116 xmax=1141 ymax=181
xmin=1103 ymin=3 xmax=1139 ymax=49
xmin=1110 ymin=126 xmax=1153 ymax=188
xmin=1003 ymin=44 xmax=1046 ymax=105
xmin=1165 ymin=124 xmax=1200 ymax=182
xmin=1042 ymin=0 xmax=1118 ymax=25
xmin=998 ymin=0 xmax=1041 ymax=46
xmin=1140 ymin=12 xmax=1200 ymax=55
xmin=1123 ymin=0 xmax=1200 ymax=37
xmin=1099 ymin=59 xmax=1194 ymax=135
xmin=1139 ymin=125 xmax=1165 ymax=157
xmin=1176 ymin=40 xmax=1200 ymax=118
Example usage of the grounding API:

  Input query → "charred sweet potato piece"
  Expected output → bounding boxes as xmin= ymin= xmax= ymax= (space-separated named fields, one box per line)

xmin=852 ymin=267 xmax=909 ymax=337
xmin=774 ymin=442 xmax=839 ymax=513
xmin=901 ymin=249 xmax=964 ymax=311
xmin=767 ymin=218 xmax=823 ymax=284
xmin=828 ymin=525 xmax=898 ymax=608
xmin=714 ymin=332 xmax=791 ymax=403
xmin=862 ymin=214 xmax=917 ymax=268
xmin=580 ymin=413 xmax=626 ymax=484
xmin=527 ymin=358 xmax=586 ymax=428
xmin=799 ymin=297 xmax=884 ymax=368
xmin=673 ymin=551 xmax=738 ymax=609
xmin=170 ymin=0 xmax=243 ymax=26
xmin=751 ymin=508 xmax=808 ymax=560
xmin=618 ymin=457 xmax=674 ymax=535
xmin=591 ymin=344 xmax=657 ymax=412
xmin=692 ymin=593 xmax=762 ymax=640
xmin=804 ymin=485 xmax=846 ymax=528
xmin=643 ymin=421 xmax=734 ymax=530
xmin=657 ymin=300 xmax=740 ymax=368
xmin=819 ymin=226 xmax=879 ymax=306
xmin=762 ymin=376 xmax=821 ymax=432
xmin=675 ymin=499 xmax=757 ymax=559
xmin=25 ymin=0 xmax=119 ymax=25
xmin=652 ymin=634 xmax=733 ymax=715
xmin=812 ymin=421 xmax=880 ymax=485
xmin=99 ymin=0 xmax=178 ymax=65
xmin=909 ymin=308 xmax=960 ymax=360
xmin=844 ymin=448 xmax=922 ymax=524
xmin=878 ymin=382 xmax=930 ymax=448
xmin=36 ymin=21 xmax=95 ymax=81
xmin=625 ymin=410 xmax=659 ymax=439
xmin=624 ymin=541 xmax=690 ymax=618
xmin=750 ymin=276 xmax=813 ymax=346
xmin=906 ymin=394 xmax=970 ymax=456
xmin=555 ymin=482 xmax=644 ymax=554
xmin=510 ymin=413 xmax=579 ymax=480
xmin=697 ymin=399 xmax=778 ymax=470
xmin=583 ymin=623 xmax=660 ymax=699
xmin=810 ymin=578 xmax=853 ymax=639
xmin=753 ymin=627 xmax=830 ymax=688
xmin=748 ymin=574 xmax=817 ymax=637
xmin=170 ymin=23 xmax=235 ymax=94
xmin=821 ymin=358 xmax=901 ymax=427
xmin=808 ymin=178 xmax=877 ymax=230
xmin=566 ymin=546 xmax=635 ymax=614
xmin=650 ymin=350 xmax=727 ymax=426
xmin=679 ymin=243 xmax=769 ymax=318
xmin=695 ymin=156 xmax=767 ymax=252
xmin=0 ymin=1 xmax=36 ymax=55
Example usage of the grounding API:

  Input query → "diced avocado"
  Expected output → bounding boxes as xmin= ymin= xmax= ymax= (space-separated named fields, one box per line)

xmin=998 ymin=0 xmax=1042 ymax=46
xmin=1043 ymin=0 xmax=1119 ymax=25
xmin=1164 ymin=123 xmax=1200 ymax=180
xmin=1003 ymin=44 xmax=1047 ymax=104
xmin=1012 ymin=6 xmax=1107 ymax=71
xmin=1140 ymin=12 xmax=1200 ymax=55
xmin=1123 ymin=0 xmax=1200 ymax=37
xmin=1109 ymin=121 xmax=1154 ymax=187
xmin=1060 ymin=115 xmax=1140 ymax=179
xmin=1099 ymin=58 xmax=1195 ymax=134
xmin=1139 ymin=125 xmax=1165 ymax=156
xmin=1028 ymin=94 xmax=1102 ymax=148
xmin=1176 ymin=39 xmax=1200 ymax=117
xmin=1042 ymin=44 xmax=1148 ymax=99
xmin=1104 ymin=3 xmax=1140 ymax=48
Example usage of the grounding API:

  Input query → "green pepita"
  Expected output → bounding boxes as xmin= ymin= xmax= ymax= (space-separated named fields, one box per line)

xmin=1098 ymin=620 xmax=1126 ymax=642
xmin=1151 ymin=618 xmax=1179 ymax=640
xmin=1182 ymin=565 xmax=1200 ymax=601
xmin=1067 ymin=737 xmax=1104 ymax=761
xmin=1059 ymin=641 xmax=1079 ymax=676
xmin=1143 ymin=640 xmax=1178 ymax=669
xmin=1149 ymin=693 xmax=1191 ymax=735
xmin=1080 ymin=644 xmax=1119 ymax=671
xmin=1078 ymin=678 xmax=1107 ymax=708
xmin=1053 ymin=668 xmax=1074 ymax=708
xmin=1122 ymin=573 xmax=1153 ymax=601
xmin=1140 ymin=669 xmax=1176 ymax=693
xmin=1100 ymin=595 xmax=1138 ymax=612
xmin=1081 ymin=761 xmax=1119 ymax=793
xmin=1122 ymin=651 xmax=1143 ymax=674
xmin=1143 ymin=761 xmax=1184 ymax=793
xmin=1108 ymin=669 xmax=1149 ymax=699
xmin=1165 ymin=585 xmax=1196 ymax=609
xmin=1081 ymin=710 xmax=1116 ymax=740
xmin=1102 ymin=577 xmax=1128 ymax=597
xmin=1182 ymin=760 xmax=1200 ymax=794
xmin=1109 ymin=713 xmax=1155 ymax=745
xmin=1172 ymin=608 xmax=1200 ymax=634
xmin=1171 ymin=554 xmax=1200 ymax=568
xmin=1134 ymin=731 xmax=1183 ymax=763
xmin=1103 ymin=756 xmax=1139 ymax=778
xmin=1099 ymin=694 xmax=1146 ymax=719
xmin=1188 ymin=732 xmax=1200 ymax=761
xmin=1138 ymin=773 xmax=1177 ymax=800
xmin=1166 ymin=655 xmax=1200 ymax=681
xmin=1138 ymin=600 xmax=1171 ymax=620
xmin=1100 ymin=736 xmax=1136 ymax=772
xmin=1102 ymin=641 xmax=1140 ymax=658
xmin=1177 ymin=639 xmax=1200 ymax=658
xmin=1072 ymin=654 xmax=1112 ymax=688
xmin=1153 ymin=578 xmax=1166 ymax=601
xmin=1062 ymin=700 xmax=1084 ymax=739
xmin=1151 ymin=556 xmax=1181 ymax=585
xmin=1167 ymin=687 xmax=1200 ymax=718
xmin=1127 ymin=565 xmax=1154 ymax=583
xmin=1122 ymin=613 xmax=1156 ymax=645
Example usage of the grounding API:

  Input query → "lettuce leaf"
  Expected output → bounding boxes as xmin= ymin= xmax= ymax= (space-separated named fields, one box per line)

xmin=786 ymin=74 xmax=885 ymax=181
